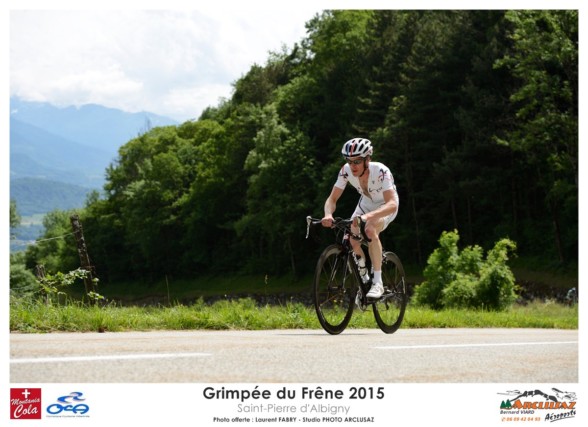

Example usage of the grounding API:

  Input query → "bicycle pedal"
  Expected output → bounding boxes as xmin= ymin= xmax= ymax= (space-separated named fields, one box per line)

xmin=367 ymin=291 xmax=387 ymax=302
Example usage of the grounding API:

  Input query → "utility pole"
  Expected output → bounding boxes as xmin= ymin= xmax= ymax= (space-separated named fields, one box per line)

xmin=70 ymin=214 xmax=96 ymax=294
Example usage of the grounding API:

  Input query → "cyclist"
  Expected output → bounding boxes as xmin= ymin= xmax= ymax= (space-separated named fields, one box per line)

xmin=321 ymin=138 xmax=399 ymax=299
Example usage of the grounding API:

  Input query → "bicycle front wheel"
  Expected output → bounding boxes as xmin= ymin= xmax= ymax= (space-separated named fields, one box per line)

xmin=373 ymin=252 xmax=407 ymax=334
xmin=313 ymin=244 xmax=356 ymax=335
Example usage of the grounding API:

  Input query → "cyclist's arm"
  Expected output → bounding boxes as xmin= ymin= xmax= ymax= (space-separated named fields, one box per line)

xmin=361 ymin=188 xmax=398 ymax=222
xmin=322 ymin=185 xmax=344 ymax=227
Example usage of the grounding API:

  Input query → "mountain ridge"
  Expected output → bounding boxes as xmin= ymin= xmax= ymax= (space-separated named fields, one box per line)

xmin=9 ymin=97 xmax=180 ymax=220
xmin=10 ymin=117 xmax=112 ymax=188
xmin=10 ymin=177 xmax=94 ymax=216
xmin=10 ymin=97 xmax=179 ymax=154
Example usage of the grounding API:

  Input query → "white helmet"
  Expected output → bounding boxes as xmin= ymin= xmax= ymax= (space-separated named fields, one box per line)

xmin=341 ymin=138 xmax=373 ymax=158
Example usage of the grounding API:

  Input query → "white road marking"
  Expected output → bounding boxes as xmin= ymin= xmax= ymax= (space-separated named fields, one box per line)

xmin=11 ymin=352 xmax=212 ymax=364
xmin=375 ymin=341 xmax=577 ymax=350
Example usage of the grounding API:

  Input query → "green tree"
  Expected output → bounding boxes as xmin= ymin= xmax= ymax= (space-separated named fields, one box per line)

xmin=354 ymin=11 xmax=420 ymax=135
xmin=10 ymin=200 xmax=21 ymax=229
xmin=496 ymin=10 xmax=578 ymax=262
xmin=235 ymin=105 xmax=318 ymax=275
xmin=103 ymin=126 xmax=188 ymax=278
xmin=10 ymin=252 xmax=38 ymax=297
xmin=375 ymin=11 xmax=472 ymax=263
xmin=301 ymin=10 xmax=374 ymax=151
xmin=24 ymin=210 xmax=79 ymax=274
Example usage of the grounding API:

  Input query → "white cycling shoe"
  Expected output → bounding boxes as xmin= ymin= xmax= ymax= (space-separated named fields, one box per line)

xmin=366 ymin=282 xmax=384 ymax=299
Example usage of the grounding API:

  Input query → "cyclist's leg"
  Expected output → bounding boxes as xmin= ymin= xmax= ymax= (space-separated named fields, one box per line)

xmin=366 ymin=214 xmax=395 ymax=298
xmin=366 ymin=218 xmax=385 ymax=272
xmin=366 ymin=213 xmax=395 ymax=271
xmin=350 ymin=205 xmax=367 ymax=261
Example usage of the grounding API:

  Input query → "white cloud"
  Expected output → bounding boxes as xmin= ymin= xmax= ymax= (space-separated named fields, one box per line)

xmin=9 ymin=9 xmax=318 ymax=122
xmin=163 ymin=83 xmax=234 ymax=119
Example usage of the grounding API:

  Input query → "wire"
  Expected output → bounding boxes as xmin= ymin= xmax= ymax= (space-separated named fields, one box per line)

xmin=34 ymin=232 xmax=75 ymax=244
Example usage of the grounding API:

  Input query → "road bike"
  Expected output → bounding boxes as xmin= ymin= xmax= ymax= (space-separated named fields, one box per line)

xmin=306 ymin=216 xmax=407 ymax=335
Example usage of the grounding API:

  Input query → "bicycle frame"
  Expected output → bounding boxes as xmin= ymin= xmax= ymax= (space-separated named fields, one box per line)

xmin=307 ymin=217 xmax=376 ymax=309
xmin=306 ymin=215 xmax=407 ymax=334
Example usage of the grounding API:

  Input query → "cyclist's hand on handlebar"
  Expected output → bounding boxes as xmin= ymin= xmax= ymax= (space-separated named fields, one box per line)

xmin=321 ymin=215 xmax=334 ymax=228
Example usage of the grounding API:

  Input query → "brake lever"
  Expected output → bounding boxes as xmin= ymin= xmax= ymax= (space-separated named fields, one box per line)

xmin=305 ymin=216 xmax=312 ymax=239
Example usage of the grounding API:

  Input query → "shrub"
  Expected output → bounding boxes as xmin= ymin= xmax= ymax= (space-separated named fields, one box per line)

xmin=10 ymin=263 xmax=39 ymax=297
xmin=477 ymin=239 xmax=518 ymax=310
xmin=413 ymin=230 xmax=517 ymax=311
xmin=441 ymin=273 xmax=478 ymax=308
xmin=412 ymin=230 xmax=460 ymax=309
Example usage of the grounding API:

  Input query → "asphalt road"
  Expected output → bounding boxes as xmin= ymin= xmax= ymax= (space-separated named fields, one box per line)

xmin=10 ymin=328 xmax=578 ymax=383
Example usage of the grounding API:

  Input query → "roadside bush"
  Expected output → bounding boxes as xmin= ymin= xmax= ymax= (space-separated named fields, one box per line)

xmin=441 ymin=273 xmax=478 ymax=308
xmin=412 ymin=230 xmax=460 ymax=309
xmin=10 ymin=263 xmax=39 ymax=297
xmin=476 ymin=239 xmax=518 ymax=310
xmin=413 ymin=230 xmax=517 ymax=311
xmin=10 ymin=253 xmax=39 ymax=297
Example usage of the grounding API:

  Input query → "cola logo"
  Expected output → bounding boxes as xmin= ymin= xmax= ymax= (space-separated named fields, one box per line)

xmin=10 ymin=388 xmax=42 ymax=420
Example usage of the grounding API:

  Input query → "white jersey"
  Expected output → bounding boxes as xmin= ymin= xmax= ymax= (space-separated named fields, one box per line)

xmin=334 ymin=161 xmax=399 ymax=218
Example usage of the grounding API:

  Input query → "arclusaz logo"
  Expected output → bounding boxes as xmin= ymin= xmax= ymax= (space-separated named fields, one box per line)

xmin=499 ymin=388 xmax=576 ymax=423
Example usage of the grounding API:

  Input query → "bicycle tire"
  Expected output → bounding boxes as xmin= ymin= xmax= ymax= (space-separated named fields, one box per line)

xmin=313 ymin=244 xmax=356 ymax=335
xmin=373 ymin=252 xmax=407 ymax=334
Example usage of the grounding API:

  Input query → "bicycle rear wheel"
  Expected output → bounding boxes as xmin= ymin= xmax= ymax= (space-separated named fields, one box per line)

xmin=373 ymin=252 xmax=407 ymax=334
xmin=313 ymin=244 xmax=356 ymax=335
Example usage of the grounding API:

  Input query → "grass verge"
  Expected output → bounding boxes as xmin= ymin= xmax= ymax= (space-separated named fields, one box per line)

xmin=10 ymin=297 xmax=577 ymax=333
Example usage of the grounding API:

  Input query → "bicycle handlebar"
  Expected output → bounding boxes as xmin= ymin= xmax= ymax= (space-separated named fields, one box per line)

xmin=305 ymin=216 xmax=370 ymax=242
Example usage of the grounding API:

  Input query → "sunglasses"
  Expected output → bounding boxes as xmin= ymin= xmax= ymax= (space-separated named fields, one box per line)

xmin=346 ymin=158 xmax=364 ymax=165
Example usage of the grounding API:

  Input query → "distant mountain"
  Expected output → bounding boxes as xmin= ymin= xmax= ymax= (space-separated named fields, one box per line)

xmin=10 ymin=118 xmax=111 ymax=188
xmin=10 ymin=97 xmax=179 ymax=155
xmin=9 ymin=97 xmax=179 ymax=217
xmin=10 ymin=177 xmax=94 ymax=216
xmin=10 ymin=177 xmax=92 ymax=252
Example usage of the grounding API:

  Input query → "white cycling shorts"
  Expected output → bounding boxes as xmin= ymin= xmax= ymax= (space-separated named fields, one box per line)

xmin=352 ymin=197 xmax=397 ymax=232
